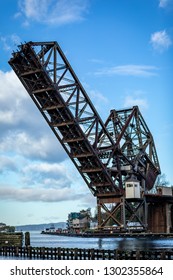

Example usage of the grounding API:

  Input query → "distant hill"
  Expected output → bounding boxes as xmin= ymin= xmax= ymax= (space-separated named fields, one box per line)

xmin=15 ymin=222 xmax=67 ymax=231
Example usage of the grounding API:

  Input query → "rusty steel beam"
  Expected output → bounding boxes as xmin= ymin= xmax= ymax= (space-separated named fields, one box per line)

xmin=9 ymin=41 xmax=122 ymax=196
xmin=101 ymin=107 xmax=161 ymax=190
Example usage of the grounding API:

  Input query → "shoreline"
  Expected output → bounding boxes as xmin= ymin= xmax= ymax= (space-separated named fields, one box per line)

xmin=41 ymin=231 xmax=173 ymax=239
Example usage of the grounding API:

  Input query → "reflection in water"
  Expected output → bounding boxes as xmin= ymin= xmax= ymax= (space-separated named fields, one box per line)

xmin=97 ymin=238 xmax=103 ymax=249
xmin=116 ymin=237 xmax=153 ymax=251
xmin=29 ymin=231 xmax=173 ymax=251
xmin=96 ymin=237 xmax=173 ymax=251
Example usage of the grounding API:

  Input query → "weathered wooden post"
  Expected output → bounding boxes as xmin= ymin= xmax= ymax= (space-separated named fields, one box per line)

xmin=25 ymin=232 xmax=30 ymax=247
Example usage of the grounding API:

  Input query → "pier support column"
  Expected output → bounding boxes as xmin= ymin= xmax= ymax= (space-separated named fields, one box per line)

xmin=120 ymin=197 xmax=126 ymax=229
xmin=148 ymin=202 xmax=168 ymax=233
xmin=96 ymin=196 xmax=123 ymax=230
xmin=144 ymin=197 xmax=148 ymax=231
xmin=97 ymin=199 xmax=102 ymax=230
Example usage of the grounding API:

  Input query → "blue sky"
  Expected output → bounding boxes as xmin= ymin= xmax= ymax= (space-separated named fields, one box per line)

xmin=0 ymin=0 xmax=173 ymax=226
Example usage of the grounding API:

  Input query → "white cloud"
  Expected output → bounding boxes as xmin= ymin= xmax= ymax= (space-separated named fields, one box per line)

xmin=23 ymin=161 xmax=67 ymax=175
xmin=150 ymin=30 xmax=172 ymax=52
xmin=159 ymin=0 xmax=168 ymax=7
xmin=159 ymin=0 xmax=173 ymax=8
xmin=0 ymin=156 xmax=18 ymax=173
xmin=95 ymin=65 xmax=159 ymax=77
xmin=0 ymin=34 xmax=21 ymax=52
xmin=0 ymin=70 xmax=66 ymax=162
xmin=0 ymin=156 xmax=90 ymax=203
xmin=0 ymin=70 xmax=27 ymax=125
xmin=0 ymin=155 xmax=87 ymax=203
xmin=124 ymin=96 xmax=148 ymax=110
xmin=18 ymin=0 xmax=89 ymax=25
xmin=22 ymin=161 xmax=73 ymax=187
xmin=123 ymin=90 xmax=148 ymax=111
xmin=0 ymin=185 xmax=83 ymax=202
xmin=90 ymin=90 xmax=108 ymax=104
xmin=0 ymin=130 xmax=66 ymax=162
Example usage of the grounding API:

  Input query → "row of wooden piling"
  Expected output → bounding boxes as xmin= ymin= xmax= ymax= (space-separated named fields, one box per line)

xmin=0 ymin=246 xmax=173 ymax=260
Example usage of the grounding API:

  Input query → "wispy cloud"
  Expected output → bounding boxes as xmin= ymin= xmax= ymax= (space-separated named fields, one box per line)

xmin=89 ymin=58 xmax=104 ymax=64
xmin=0 ymin=156 xmax=18 ymax=174
xmin=0 ymin=34 xmax=21 ymax=52
xmin=159 ymin=0 xmax=169 ymax=8
xmin=159 ymin=0 xmax=173 ymax=8
xmin=150 ymin=30 xmax=172 ymax=52
xmin=123 ymin=96 xmax=148 ymax=110
xmin=95 ymin=65 xmax=159 ymax=77
xmin=89 ymin=89 xmax=109 ymax=105
xmin=0 ymin=186 xmax=83 ymax=202
xmin=123 ymin=90 xmax=149 ymax=111
xmin=17 ymin=0 xmax=89 ymax=25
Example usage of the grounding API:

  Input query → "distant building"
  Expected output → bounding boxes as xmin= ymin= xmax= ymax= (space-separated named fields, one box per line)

xmin=67 ymin=209 xmax=91 ymax=233
xmin=157 ymin=186 xmax=173 ymax=196
xmin=44 ymin=224 xmax=56 ymax=233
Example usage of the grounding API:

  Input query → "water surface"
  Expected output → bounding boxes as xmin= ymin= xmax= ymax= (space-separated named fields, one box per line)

xmin=30 ymin=231 xmax=173 ymax=250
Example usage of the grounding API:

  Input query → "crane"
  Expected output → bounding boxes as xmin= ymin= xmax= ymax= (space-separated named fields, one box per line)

xmin=9 ymin=41 xmax=161 ymax=232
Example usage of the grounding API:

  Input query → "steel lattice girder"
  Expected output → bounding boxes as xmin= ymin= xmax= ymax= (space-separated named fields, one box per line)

xmin=9 ymin=41 xmax=160 ymax=199
xmin=102 ymin=107 xmax=161 ymax=190
xmin=9 ymin=41 xmax=122 ymax=196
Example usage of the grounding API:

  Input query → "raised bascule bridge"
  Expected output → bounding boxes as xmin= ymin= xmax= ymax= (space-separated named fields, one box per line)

xmin=9 ymin=41 xmax=173 ymax=234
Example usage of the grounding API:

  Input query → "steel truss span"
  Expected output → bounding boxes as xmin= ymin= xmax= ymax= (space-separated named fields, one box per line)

xmin=9 ymin=41 xmax=161 ymax=231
